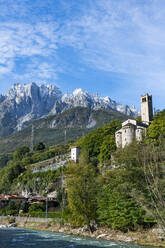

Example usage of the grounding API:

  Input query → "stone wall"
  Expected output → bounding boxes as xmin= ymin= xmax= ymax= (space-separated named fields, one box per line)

xmin=0 ymin=216 xmax=52 ymax=224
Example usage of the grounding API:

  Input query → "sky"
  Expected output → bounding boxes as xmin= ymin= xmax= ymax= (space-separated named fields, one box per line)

xmin=0 ymin=0 xmax=165 ymax=110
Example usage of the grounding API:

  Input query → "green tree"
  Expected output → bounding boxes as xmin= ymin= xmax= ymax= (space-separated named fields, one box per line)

xmin=0 ymin=161 xmax=25 ymax=193
xmin=147 ymin=110 xmax=165 ymax=144
xmin=97 ymin=170 xmax=146 ymax=231
xmin=33 ymin=142 xmax=46 ymax=151
xmin=99 ymin=134 xmax=116 ymax=163
xmin=13 ymin=146 xmax=30 ymax=161
xmin=0 ymin=153 xmax=12 ymax=169
xmin=29 ymin=203 xmax=45 ymax=217
xmin=5 ymin=200 xmax=21 ymax=216
xmin=66 ymin=162 xmax=98 ymax=232
xmin=77 ymin=120 xmax=121 ymax=165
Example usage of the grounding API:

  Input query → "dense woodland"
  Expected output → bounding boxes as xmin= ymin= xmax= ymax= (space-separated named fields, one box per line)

xmin=0 ymin=110 xmax=165 ymax=232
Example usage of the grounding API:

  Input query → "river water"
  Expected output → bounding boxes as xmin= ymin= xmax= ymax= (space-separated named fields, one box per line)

xmin=0 ymin=228 xmax=153 ymax=248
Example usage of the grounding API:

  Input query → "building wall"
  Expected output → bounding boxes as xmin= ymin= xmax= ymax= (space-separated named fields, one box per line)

xmin=122 ymin=124 xmax=136 ymax=148
xmin=136 ymin=127 xmax=144 ymax=142
xmin=115 ymin=124 xmax=146 ymax=148
xmin=71 ymin=147 xmax=80 ymax=162
xmin=115 ymin=131 xmax=122 ymax=148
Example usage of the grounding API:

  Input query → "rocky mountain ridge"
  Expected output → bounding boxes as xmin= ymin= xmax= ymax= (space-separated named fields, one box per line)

xmin=0 ymin=82 xmax=139 ymax=136
xmin=61 ymin=88 xmax=139 ymax=116
xmin=0 ymin=107 xmax=128 ymax=153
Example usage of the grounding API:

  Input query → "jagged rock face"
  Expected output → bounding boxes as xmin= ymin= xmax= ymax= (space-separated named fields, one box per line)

xmin=0 ymin=84 xmax=139 ymax=136
xmin=61 ymin=88 xmax=139 ymax=117
xmin=0 ymin=83 xmax=62 ymax=133
xmin=61 ymin=88 xmax=93 ymax=109
xmin=6 ymin=83 xmax=62 ymax=115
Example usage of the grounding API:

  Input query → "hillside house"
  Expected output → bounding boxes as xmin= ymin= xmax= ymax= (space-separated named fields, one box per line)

xmin=71 ymin=146 xmax=80 ymax=163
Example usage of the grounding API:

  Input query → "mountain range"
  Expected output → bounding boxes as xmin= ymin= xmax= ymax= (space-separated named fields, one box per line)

xmin=0 ymin=82 xmax=139 ymax=137
xmin=0 ymin=82 xmax=141 ymax=153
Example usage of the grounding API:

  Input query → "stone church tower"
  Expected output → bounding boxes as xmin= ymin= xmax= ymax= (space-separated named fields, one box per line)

xmin=115 ymin=93 xmax=153 ymax=148
xmin=141 ymin=93 xmax=153 ymax=125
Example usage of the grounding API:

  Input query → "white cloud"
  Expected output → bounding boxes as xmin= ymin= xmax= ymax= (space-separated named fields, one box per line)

xmin=51 ymin=0 xmax=165 ymax=98
xmin=0 ymin=22 xmax=58 ymax=58
xmin=0 ymin=60 xmax=14 ymax=74
xmin=29 ymin=61 xmax=59 ymax=80
xmin=1 ymin=0 xmax=165 ymax=98
xmin=11 ymin=59 xmax=60 ymax=82
xmin=0 ymin=21 xmax=61 ymax=80
xmin=54 ymin=1 xmax=164 ymax=75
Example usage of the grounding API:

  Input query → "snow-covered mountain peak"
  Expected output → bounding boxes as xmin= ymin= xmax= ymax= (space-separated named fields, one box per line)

xmin=0 ymin=82 xmax=140 ymax=133
xmin=61 ymin=89 xmax=139 ymax=117
xmin=73 ymin=88 xmax=88 ymax=96
xmin=39 ymin=84 xmax=62 ymax=98
xmin=130 ymin=105 xmax=137 ymax=112
xmin=61 ymin=88 xmax=93 ymax=109
xmin=7 ymin=82 xmax=37 ymax=100
xmin=5 ymin=84 xmax=140 ymax=119
xmin=2 ymin=82 xmax=63 ymax=129
xmin=6 ymin=82 xmax=62 ymax=101
xmin=102 ymin=96 xmax=112 ymax=103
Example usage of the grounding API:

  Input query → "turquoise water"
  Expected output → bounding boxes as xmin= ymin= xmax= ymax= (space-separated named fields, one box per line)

xmin=0 ymin=228 xmax=154 ymax=248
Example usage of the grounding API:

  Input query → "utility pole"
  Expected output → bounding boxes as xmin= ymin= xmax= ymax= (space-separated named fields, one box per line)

xmin=31 ymin=124 xmax=34 ymax=151
xmin=61 ymin=165 xmax=65 ymax=223
xmin=64 ymin=128 xmax=67 ymax=144
xmin=46 ymin=197 xmax=48 ymax=218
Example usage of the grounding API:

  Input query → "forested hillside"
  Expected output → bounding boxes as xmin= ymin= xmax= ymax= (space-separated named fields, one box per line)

xmin=0 ymin=107 xmax=127 ymax=153
xmin=0 ymin=110 xmax=165 ymax=233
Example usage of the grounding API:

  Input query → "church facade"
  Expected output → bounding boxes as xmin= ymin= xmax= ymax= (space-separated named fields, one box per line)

xmin=115 ymin=94 xmax=153 ymax=148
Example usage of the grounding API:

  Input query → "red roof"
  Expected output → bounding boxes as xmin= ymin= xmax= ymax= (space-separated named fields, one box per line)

xmin=0 ymin=194 xmax=25 ymax=200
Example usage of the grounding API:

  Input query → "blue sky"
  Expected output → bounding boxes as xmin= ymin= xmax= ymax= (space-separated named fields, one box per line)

xmin=0 ymin=0 xmax=165 ymax=110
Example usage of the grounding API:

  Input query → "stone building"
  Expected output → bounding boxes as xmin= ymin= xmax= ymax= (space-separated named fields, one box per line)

xmin=115 ymin=94 xmax=153 ymax=148
xmin=0 ymin=194 xmax=27 ymax=210
xmin=115 ymin=119 xmax=148 ymax=148
xmin=71 ymin=146 xmax=80 ymax=163
xmin=141 ymin=93 xmax=153 ymax=125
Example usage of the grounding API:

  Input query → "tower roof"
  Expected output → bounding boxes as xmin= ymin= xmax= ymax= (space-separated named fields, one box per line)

xmin=122 ymin=119 xmax=137 ymax=127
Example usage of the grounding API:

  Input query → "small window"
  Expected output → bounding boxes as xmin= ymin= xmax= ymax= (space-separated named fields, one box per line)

xmin=142 ymin=97 xmax=146 ymax=102
xmin=125 ymin=130 xmax=126 ymax=133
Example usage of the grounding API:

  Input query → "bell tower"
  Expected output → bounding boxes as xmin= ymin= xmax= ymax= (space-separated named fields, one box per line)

xmin=141 ymin=93 xmax=153 ymax=125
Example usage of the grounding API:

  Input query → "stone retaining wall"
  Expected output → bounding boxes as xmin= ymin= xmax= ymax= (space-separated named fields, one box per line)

xmin=0 ymin=216 xmax=52 ymax=223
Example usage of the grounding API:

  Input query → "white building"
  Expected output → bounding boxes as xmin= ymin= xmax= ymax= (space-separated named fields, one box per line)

xmin=115 ymin=94 xmax=153 ymax=148
xmin=71 ymin=146 xmax=80 ymax=163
